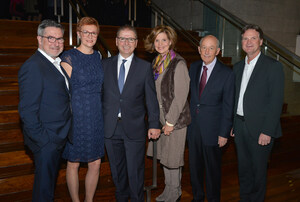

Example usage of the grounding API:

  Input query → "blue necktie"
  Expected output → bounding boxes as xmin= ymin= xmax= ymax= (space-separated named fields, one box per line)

xmin=118 ymin=59 xmax=127 ymax=93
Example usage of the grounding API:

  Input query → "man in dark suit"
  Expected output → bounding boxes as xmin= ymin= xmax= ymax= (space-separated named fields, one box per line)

xmin=188 ymin=35 xmax=235 ymax=202
xmin=102 ymin=25 xmax=161 ymax=202
xmin=231 ymin=24 xmax=284 ymax=202
xmin=18 ymin=20 xmax=71 ymax=201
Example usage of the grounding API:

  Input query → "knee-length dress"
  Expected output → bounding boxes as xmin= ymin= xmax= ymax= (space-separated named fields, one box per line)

xmin=62 ymin=49 xmax=104 ymax=162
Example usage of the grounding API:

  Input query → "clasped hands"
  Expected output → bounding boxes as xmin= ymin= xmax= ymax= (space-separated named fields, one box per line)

xmin=148 ymin=123 xmax=175 ymax=139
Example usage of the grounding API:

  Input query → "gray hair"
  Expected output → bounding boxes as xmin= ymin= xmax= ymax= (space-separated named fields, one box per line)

xmin=37 ymin=19 xmax=64 ymax=36
xmin=199 ymin=35 xmax=220 ymax=48
xmin=116 ymin=24 xmax=137 ymax=39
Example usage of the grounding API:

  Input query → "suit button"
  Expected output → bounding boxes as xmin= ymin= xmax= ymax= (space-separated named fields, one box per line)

xmin=197 ymin=104 xmax=200 ymax=107
xmin=120 ymin=99 xmax=123 ymax=102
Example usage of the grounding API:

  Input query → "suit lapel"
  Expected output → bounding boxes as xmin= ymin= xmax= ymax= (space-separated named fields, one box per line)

xmin=37 ymin=51 xmax=70 ymax=94
xmin=122 ymin=56 xmax=138 ymax=94
xmin=201 ymin=61 xmax=221 ymax=99
xmin=110 ymin=56 xmax=120 ymax=94
xmin=246 ymin=54 xmax=263 ymax=89
xmin=235 ymin=61 xmax=245 ymax=96
xmin=195 ymin=62 xmax=202 ymax=97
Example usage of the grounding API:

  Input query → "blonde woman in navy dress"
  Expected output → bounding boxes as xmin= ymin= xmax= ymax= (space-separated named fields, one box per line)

xmin=61 ymin=17 xmax=104 ymax=202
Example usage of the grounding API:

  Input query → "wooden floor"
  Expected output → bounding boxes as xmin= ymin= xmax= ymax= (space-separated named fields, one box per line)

xmin=51 ymin=139 xmax=300 ymax=202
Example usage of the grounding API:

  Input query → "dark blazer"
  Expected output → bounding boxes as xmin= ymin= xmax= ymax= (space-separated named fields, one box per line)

xmin=233 ymin=53 xmax=284 ymax=139
xmin=189 ymin=59 xmax=235 ymax=145
xmin=18 ymin=51 xmax=72 ymax=152
xmin=102 ymin=55 xmax=160 ymax=140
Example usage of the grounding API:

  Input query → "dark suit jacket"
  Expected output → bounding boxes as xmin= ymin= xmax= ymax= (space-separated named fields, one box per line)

xmin=18 ymin=51 xmax=72 ymax=152
xmin=189 ymin=59 xmax=235 ymax=146
xmin=102 ymin=55 xmax=160 ymax=140
xmin=233 ymin=53 xmax=284 ymax=139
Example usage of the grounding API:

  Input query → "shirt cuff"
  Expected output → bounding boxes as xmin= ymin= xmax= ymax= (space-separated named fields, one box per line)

xmin=166 ymin=121 xmax=174 ymax=127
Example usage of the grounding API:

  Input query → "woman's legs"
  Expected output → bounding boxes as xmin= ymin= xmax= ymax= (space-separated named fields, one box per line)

xmin=66 ymin=161 xmax=80 ymax=202
xmin=85 ymin=159 xmax=101 ymax=202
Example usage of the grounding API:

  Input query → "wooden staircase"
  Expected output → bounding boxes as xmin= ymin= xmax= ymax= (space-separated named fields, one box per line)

xmin=0 ymin=19 xmax=299 ymax=201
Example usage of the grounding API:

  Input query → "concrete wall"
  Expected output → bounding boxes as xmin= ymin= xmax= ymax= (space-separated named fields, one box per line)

xmin=151 ymin=0 xmax=203 ymax=31
xmin=218 ymin=0 xmax=300 ymax=53
xmin=151 ymin=0 xmax=300 ymax=115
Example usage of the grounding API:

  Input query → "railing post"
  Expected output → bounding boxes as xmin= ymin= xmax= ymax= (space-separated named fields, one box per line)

xmin=128 ymin=0 xmax=137 ymax=26
xmin=68 ymin=2 xmax=72 ymax=46
xmin=54 ymin=0 xmax=64 ymax=23
xmin=221 ymin=18 xmax=225 ymax=57
xmin=144 ymin=139 xmax=157 ymax=202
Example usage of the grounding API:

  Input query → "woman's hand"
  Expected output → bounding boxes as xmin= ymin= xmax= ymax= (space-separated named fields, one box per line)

xmin=162 ymin=123 xmax=174 ymax=136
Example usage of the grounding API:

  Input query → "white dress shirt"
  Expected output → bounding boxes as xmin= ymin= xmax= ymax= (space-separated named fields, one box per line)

xmin=117 ymin=53 xmax=134 ymax=82
xmin=38 ymin=48 xmax=69 ymax=89
xmin=199 ymin=57 xmax=217 ymax=83
xmin=236 ymin=52 xmax=261 ymax=116
xmin=117 ymin=53 xmax=133 ymax=117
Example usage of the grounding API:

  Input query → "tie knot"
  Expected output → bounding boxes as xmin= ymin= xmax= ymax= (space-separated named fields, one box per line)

xmin=122 ymin=59 xmax=127 ymax=64
xmin=203 ymin=66 xmax=208 ymax=71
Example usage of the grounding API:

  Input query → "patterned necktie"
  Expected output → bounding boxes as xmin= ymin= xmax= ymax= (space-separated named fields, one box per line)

xmin=118 ymin=59 xmax=127 ymax=93
xmin=199 ymin=66 xmax=208 ymax=98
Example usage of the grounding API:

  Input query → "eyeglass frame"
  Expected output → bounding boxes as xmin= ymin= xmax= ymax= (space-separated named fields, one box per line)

xmin=40 ymin=35 xmax=65 ymax=44
xmin=117 ymin=37 xmax=137 ymax=43
xmin=79 ymin=30 xmax=98 ymax=38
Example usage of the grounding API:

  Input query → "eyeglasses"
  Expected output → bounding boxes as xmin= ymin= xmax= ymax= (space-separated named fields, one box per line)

xmin=40 ymin=36 xmax=64 ymax=44
xmin=117 ymin=37 xmax=137 ymax=43
xmin=80 ymin=30 xmax=98 ymax=38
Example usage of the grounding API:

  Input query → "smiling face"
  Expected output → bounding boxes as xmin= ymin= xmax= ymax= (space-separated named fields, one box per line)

xmin=198 ymin=35 xmax=220 ymax=65
xmin=37 ymin=27 xmax=64 ymax=59
xmin=78 ymin=24 xmax=99 ymax=49
xmin=116 ymin=28 xmax=138 ymax=58
xmin=154 ymin=32 xmax=171 ymax=56
xmin=242 ymin=29 xmax=263 ymax=60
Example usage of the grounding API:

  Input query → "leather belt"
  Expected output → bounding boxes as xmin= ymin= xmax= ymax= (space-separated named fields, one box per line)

xmin=236 ymin=114 xmax=245 ymax=121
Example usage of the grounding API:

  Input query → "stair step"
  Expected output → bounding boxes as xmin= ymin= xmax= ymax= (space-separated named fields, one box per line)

xmin=0 ymin=127 xmax=22 ymax=141
xmin=0 ymin=91 xmax=19 ymax=111
xmin=0 ymin=141 xmax=24 ymax=153
xmin=0 ymin=110 xmax=20 ymax=124
xmin=0 ymin=65 xmax=20 ymax=77
xmin=0 ymin=54 xmax=31 ymax=65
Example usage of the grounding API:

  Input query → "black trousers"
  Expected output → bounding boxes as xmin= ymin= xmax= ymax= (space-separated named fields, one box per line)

xmin=234 ymin=117 xmax=274 ymax=202
xmin=188 ymin=123 xmax=222 ymax=202
xmin=105 ymin=121 xmax=145 ymax=202
xmin=32 ymin=142 xmax=62 ymax=202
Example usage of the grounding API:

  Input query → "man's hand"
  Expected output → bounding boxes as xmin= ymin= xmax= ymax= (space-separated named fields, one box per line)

xmin=148 ymin=128 xmax=161 ymax=139
xmin=230 ymin=128 xmax=234 ymax=137
xmin=218 ymin=136 xmax=228 ymax=147
xmin=258 ymin=133 xmax=271 ymax=146
xmin=162 ymin=124 xmax=174 ymax=136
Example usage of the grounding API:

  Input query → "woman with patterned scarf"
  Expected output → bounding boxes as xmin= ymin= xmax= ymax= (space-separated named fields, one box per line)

xmin=145 ymin=25 xmax=191 ymax=202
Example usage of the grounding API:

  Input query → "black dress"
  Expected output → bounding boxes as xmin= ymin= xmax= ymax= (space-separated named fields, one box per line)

xmin=62 ymin=49 xmax=104 ymax=162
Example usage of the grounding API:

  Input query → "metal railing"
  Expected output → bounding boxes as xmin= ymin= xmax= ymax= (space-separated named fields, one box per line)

xmin=53 ymin=0 xmax=113 ymax=58
xmin=146 ymin=0 xmax=300 ymax=73
xmin=198 ymin=0 xmax=300 ymax=70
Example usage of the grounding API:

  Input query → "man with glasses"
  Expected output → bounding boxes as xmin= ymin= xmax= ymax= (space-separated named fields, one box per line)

xmin=18 ymin=19 xmax=71 ymax=201
xmin=102 ymin=25 xmax=161 ymax=202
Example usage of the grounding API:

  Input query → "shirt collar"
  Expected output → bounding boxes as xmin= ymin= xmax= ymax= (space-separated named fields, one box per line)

xmin=38 ymin=48 xmax=61 ymax=64
xmin=245 ymin=51 xmax=261 ymax=66
xmin=202 ymin=57 xmax=217 ymax=70
xmin=118 ymin=53 xmax=134 ymax=63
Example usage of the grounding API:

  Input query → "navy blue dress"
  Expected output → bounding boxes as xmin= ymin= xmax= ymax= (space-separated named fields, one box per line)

xmin=62 ymin=49 xmax=104 ymax=162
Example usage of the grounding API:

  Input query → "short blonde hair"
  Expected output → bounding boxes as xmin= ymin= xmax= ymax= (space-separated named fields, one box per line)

xmin=77 ymin=17 xmax=100 ymax=33
xmin=144 ymin=25 xmax=177 ymax=53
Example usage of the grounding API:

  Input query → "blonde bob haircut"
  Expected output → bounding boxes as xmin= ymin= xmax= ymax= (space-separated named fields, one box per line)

xmin=144 ymin=25 xmax=177 ymax=53
xmin=77 ymin=17 xmax=100 ymax=33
